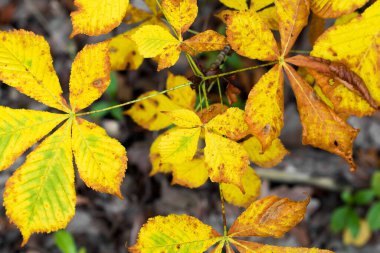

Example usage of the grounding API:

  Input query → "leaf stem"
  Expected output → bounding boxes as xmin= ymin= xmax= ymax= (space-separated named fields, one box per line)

xmin=204 ymin=61 xmax=277 ymax=80
xmin=78 ymin=62 xmax=276 ymax=116
xmin=219 ymin=184 xmax=228 ymax=236
xmin=76 ymin=82 xmax=193 ymax=117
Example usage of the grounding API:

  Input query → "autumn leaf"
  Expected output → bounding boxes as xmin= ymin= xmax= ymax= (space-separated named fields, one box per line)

xmin=225 ymin=9 xmax=279 ymax=61
xmin=245 ymin=65 xmax=284 ymax=150
xmin=228 ymin=195 xmax=310 ymax=237
xmin=311 ymin=0 xmax=368 ymax=18
xmin=219 ymin=0 xmax=248 ymax=11
xmin=312 ymin=1 xmax=380 ymax=106
xmin=221 ymin=167 xmax=261 ymax=208
xmin=129 ymin=214 xmax=221 ymax=253
xmin=132 ymin=0 xmax=227 ymax=70
xmin=132 ymin=196 xmax=333 ymax=252
xmin=284 ymin=64 xmax=359 ymax=171
xmin=0 ymin=30 xmax=127 ymax=244
xmin=70 ymin=0 xmax=129 ymax=37
xmin=149 ymin=131 xmax=174 ymax=176
xmin=171 ymin=158 xmax=209 ymax=188
xmin=242 ymin=137 xmax=289 ymax=168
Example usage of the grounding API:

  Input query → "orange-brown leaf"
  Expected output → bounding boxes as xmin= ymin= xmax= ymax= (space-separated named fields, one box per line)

xmin=284 ymin=64 xmax=359 ymax=171
xmin=181 ymin=30 xmax=227 ymax=56
xmin=228 ymin=195 xmax=310 ymax=237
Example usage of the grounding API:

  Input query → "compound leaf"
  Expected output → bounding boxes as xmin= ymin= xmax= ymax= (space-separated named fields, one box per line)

xmin=70 ymin=0 xmax=129 ymax=37
xmin=242 ymin=137 xmax=289 ymax=168
xmin=221 ymin=167 xmax=261 ymax=208
xmin=69 ymin=42 xmax=111 ymax=112
xmin=182 ymin=30 xmax=228 ymax=56
xmin=131 ymin=25 xmax=180 ymax=58
xmin=157 ymin=45 xmax=182 ymax=71
xmin=276 ymin=0 xmax=310 ymax=56
xmin=311 ymin=0 xmax=368 ymax=18
xmin=159 ymin=127 xmax=201 ymax=164
xmin=0 ymin=30 xmax=69 ymax=112
xmin=226 ymin=10 xmax=279 ymax=61
xmin=245 ymin=65 xmax=284 ymax=150
xmin=129 ymin=214 xmax=221 ymax=253
xmin=206 ymin=107 xmax=249 ymax=141
xmin=205 ymin=130 xmax=249 ymax=192
xmin=0 ymin=107 xmax=67 ymax=171
xmin=161 ymin=0 xmax=198 ymax=36
xmin=232 ymin=239 xmax=333 ymax=253
xmin=72 ymin=119 xmax=127 ymax=198
xmin=312 ymin=1 xmax=380 ymax=106
xmin=228 ymin=195 xmax=310 ymax=237
xmin=126 ymin=91 xmax=181 ymax=131
xmin=172 ymin=158 xmax=209 ymax=188
xmin=285 ymin=64 xmax=359 ymax=171
xmin=4 ymin=121 xmax=75 ymax=246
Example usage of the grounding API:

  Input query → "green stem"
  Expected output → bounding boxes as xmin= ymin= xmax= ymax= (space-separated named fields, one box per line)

xmin=217 ymin=77 xmax=224 ymax=106
xmin=290 ymin=50 xmax=311 ymax=54
xmin=204 ymin=61 xmax=277 ymax=80
xmin=187 ymin=29 xmax=199 ymax=35
xmin=219 ymin=184 xmax=228 ymax=237
xmin=195 ymin=79 xmax=216 ymax=111
xmin=186 ymin=54 xmax=204 ymax=77
xmin=76 ymin=82 xmax=193 ymax=117
xmin=202 ymin=82 xmax=209 ymax=108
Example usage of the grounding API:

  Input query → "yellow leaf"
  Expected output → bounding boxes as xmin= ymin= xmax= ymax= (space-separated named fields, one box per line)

xmin=226 ymin=10 xmax=279 ymax=61
xmin=161 ymin=0 xmax=198 ymax=36
xmin=0 ymin=107 xmax=67 ymax=171
xmin=343 ymin=219 xmax=371 ymax=247
xmin=311 ymin=0 xmax=368 ymax=18
xmin=126 ymin=91 xmax=182 ymax=131
xmin=4 ymin=121 xmax=75 ymax=245
xmin=159 ymin=127 xmax=201 ymax=163
xmin=124 ymin=4 xmax=151 ymax=24
xmin=232 ymin=239 xmax=334 ymax=253
xmin=242 ymin=137 xmax=289 ymax=168
xmin=181 ymin=30 xmax=228 ymax=56
xmin=314 ymin=84 xmax=334 ymax=109
xmin=129 ymin=214 xmax=221 ymax=252
xmin=220 ymin=0 xmax=248 ymax=10
xmin=221 ymin=167 xmax=261 ymax=208
xmin=204 ymin=130 xmax=249 ymax=192
xmin=69 ymin=42 xmax=111 ymax=112
xmin=162 ymin=109 xmax=202 ymax=128
xmin=276 ymin=0 xmax=310 ymax=56
xmin=166 ymin=72 xmax=196 ymax=109
xmin=131 ymin=25 xmax=180 ymax=58
xmin=206 ymin=107 xmax=249 ymax=141
xmin=312 ymin=1 xmax=380 ymax=106
xmin=70 ymin=0 xmax=129 ymax=37
xmin=172 ymin=158 xmax=209 ymax=188
xmin=210 ymin=242 xmax=225 ymax=253
xmin=256 ymin=5 xmax=279 ymax=30
xmin=284 ymin=64 xmax=359 ymax=171
xmin=109 ymin=31 xmax=144 ymax=71
xmin=245 ymin=65 xmax=284 ymax=151
xmin=308 ymin=69 xmax=375 ymax=117
xmin=150 ymin=131 xmax=174 ymax=176
xmin=228 ymin=195 xmax=310 ymax=237
xmin=156 ymin=45 xmax=181 ymax=71
xmin=72 ymin=119 xmax=127 ymax=198
xmin=0 ymin=30 xmax=69 ymax=112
